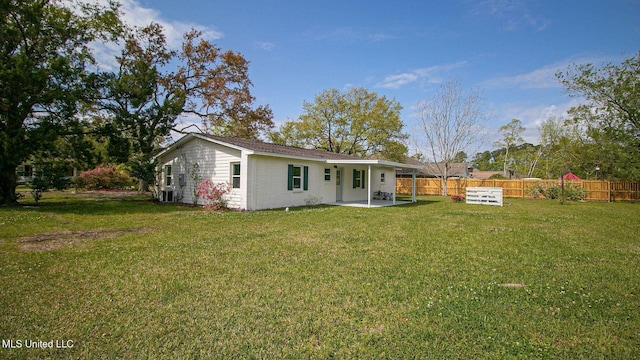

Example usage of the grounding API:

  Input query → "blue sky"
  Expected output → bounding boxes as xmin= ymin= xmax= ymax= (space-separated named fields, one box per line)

xmin=102 ymin=0 xmax=639 ymax=151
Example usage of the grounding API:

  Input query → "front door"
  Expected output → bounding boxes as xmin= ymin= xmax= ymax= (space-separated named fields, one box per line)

xmin=335 ymin=168 xmax=343 ymax=201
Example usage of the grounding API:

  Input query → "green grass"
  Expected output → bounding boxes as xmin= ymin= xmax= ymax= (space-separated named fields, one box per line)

xmin=1 ymin=192 xmax=638 ymax=359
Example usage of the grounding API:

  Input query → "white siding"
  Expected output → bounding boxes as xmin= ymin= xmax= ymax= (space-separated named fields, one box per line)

xmin=156 ymin=137 xmax=242 ymax=208
xmin=248 ymin=155 xmax=336 ymax=210
xmin=341 ymin=166 xmax=370 ymax=202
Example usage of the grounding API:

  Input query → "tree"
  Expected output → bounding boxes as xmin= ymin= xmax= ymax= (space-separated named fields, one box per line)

xmin=177 ymin=30 xmax=274 ymax=139
xmin=556 ymin=55 xmax=640 ymax=179
xmin=557 ymin=55 xmax=640 ymax=138
xmin=494 ymin=119 xmax=525 ymax=178
xmin=269 ymin=87 xmax=408 ymax=162
xmin=0 ymin=0 xmax=121 ymax=204
xmin=453 ymin=151 xmax=468 ymax=163
xmin=100 ymin=23 xmax=185 ymax=192
xmin=101 ymin=25 xmax=274 ymax=192
xmin=416 ymin=80 xmax=488 ymax=195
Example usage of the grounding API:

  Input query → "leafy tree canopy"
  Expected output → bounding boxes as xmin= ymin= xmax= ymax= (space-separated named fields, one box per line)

xmin=0 ymin=0 xmax=121 ymax=204
xmin=269 ymin=87 xmax=408 ymax=162
xmin=556 ymin=55 xmax=640 ymax=179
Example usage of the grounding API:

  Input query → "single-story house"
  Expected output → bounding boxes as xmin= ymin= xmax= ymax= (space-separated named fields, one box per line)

xmin=153 ymin=133 xmax=423 ymax=210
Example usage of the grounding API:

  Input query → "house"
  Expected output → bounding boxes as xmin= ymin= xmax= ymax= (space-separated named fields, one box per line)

xmin=469 ymin=170 xmax=503 ymax=180
xmin=397 ymin=159 xmax=471 ymax=178
xmin=153 ymin=133 xmax=423 ymax=210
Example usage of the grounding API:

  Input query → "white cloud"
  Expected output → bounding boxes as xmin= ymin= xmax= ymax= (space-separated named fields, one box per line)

xmin=114 ymin=0 xmax=223 ymax=47
xmin=305 ymin=26 xmax=395 ymax=43
xmin=81 ymin=0 xmax=223 ymax=69
xmin=491 ymin=99 xmax=582 ymax=144
xmin=255 ymin=41 xmax=275 ymax=52
xmin=482 ymin=54 xmax=618 ymax=90
xmin=473 ymin=0 xmax=550 ymax=32
xmin=376 ymin=61 xmax=468 ymax=89
xmin=482 ymin=64 xmax=563 ymax=89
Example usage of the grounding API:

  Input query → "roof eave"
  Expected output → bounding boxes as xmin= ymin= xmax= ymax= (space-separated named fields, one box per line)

xmin=326 ymin=159 xmax=424 ymax=170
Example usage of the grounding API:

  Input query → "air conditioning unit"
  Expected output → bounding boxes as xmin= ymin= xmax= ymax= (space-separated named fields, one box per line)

xmin=162 ymin=190 xmax=174 ymax=202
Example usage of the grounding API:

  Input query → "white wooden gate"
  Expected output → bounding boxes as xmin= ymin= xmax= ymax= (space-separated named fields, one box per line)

xmin=466 ymin=187 xmax=503 ymax=206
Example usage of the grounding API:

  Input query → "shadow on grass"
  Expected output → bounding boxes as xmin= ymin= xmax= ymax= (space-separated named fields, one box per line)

xmin=393 ymin=199 xmax=439 ymax=207
xmin=7 ymin=191 xmax=198 ymax=216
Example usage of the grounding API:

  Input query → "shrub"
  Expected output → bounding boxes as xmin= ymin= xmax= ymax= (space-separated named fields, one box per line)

xmin=564 ymin=185 xmax=586 ymax=201
xmin=527 ymin=182 xmax=585 ymax=201
xmin=196 ymin=179 xmax=232 ymax=210
xmin=30 ymin=161 xmax=72 ymax=203
xmin=75 ymin=165 xmax=133 ymax=190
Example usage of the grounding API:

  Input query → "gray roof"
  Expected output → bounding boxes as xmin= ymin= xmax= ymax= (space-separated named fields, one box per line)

xmin=397 ymin=159 xmax=470 ymax=177
xmin=156 ymin=133 xmax=421 ymax=170
xmin=422 ymin=162 xmax=470 ymax=177
xmin=201 ymin=134 xmax=362 ymax=161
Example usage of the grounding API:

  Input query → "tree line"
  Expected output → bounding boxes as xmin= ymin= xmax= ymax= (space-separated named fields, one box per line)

xmin=1 ymin=1 xmax=638 ymax=205
xmin=474 ymin=50 xmax=639 ymax=181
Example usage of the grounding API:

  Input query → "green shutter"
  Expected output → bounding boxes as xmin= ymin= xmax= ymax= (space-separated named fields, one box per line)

xmin=353 ymin=169 xmax=357 ymax=188
xmin=287 ymin=164 xmax=293 ymax=190
xmin=303 ymin=166 xmax=309 ymax=190
xmin=361 ymin=170 xmax=365 ymax=189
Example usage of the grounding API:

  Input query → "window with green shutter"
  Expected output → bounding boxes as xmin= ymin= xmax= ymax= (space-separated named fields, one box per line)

xmin=288 ymin=164 xmax=308 ymax=191
xmin=352 ymin=169 xmax=366 ymax=189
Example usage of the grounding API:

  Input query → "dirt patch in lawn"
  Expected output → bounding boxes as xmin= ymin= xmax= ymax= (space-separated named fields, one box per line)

xmin=18 ymin=227 xmax=155 ymax=252
xmin=499 ymin=283 xmax=526 ymax=288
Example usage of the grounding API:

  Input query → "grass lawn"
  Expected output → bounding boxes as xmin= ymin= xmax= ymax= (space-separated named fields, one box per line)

xmin=1 ymin=192 xmax=638 ymax=359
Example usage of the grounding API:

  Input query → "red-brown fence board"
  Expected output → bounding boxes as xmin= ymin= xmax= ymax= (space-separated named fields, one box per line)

xmin=396 ymin=178 xmax=639 ymax=202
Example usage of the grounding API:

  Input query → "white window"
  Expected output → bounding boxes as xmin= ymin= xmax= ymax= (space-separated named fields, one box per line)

xmin=231 ymin=163 xmax=240 ymax=189
xmin=353 ymin=169 xmax=365 ymax=189
xmin=380 ymin=172 xmax=385 ymax=184
xmin=324 ymin=168 xmax=331 ymax=181
xmin=165 ymin=165 xmax=172 ymax=186
xmin=292 ymin=166 xmax=302 ymax=189
xmin=287 ymin=164 xmax=308 ymax=191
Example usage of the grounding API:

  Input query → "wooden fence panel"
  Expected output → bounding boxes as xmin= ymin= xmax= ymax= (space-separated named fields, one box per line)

xmin=396 ymin=178 xmax=639 ymax=202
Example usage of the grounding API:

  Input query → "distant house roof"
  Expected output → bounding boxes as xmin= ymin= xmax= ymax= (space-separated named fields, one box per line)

xmin=397 ymin=159 xmax=470 ymax=178
xmin=423 ymin=162 xmax=470 ymax=177
xmin=470 ymin=170 xmax=503 ymax=180
xmin=563 ymin=172 xmax=581 ymax=181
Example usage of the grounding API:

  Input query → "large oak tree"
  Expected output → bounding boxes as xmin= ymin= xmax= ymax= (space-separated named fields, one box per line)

xmin=0 ymin=0 xmax=121 ymax=205
xmin=99 ymin=25 xmax=274 ymax=192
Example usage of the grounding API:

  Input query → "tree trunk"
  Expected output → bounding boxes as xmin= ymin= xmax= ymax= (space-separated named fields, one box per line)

xmin=0 ymin=164 xmax=19 ymax=205
xmin=138 ymin=179 xmax=149 ymax=193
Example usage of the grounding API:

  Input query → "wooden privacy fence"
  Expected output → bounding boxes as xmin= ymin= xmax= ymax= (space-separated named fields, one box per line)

xmin=396 ymin=178 xmax=640 ymax=202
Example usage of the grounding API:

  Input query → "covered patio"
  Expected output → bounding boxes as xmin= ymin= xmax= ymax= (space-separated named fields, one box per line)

xmin=326 ymin=159 xmax=422 ymax=208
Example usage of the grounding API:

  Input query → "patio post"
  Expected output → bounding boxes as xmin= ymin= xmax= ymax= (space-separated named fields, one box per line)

xmin=367 ymin=165 xmax=372 ymax=208
xmin=412 ymin=170 xmax=417 ymax=202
